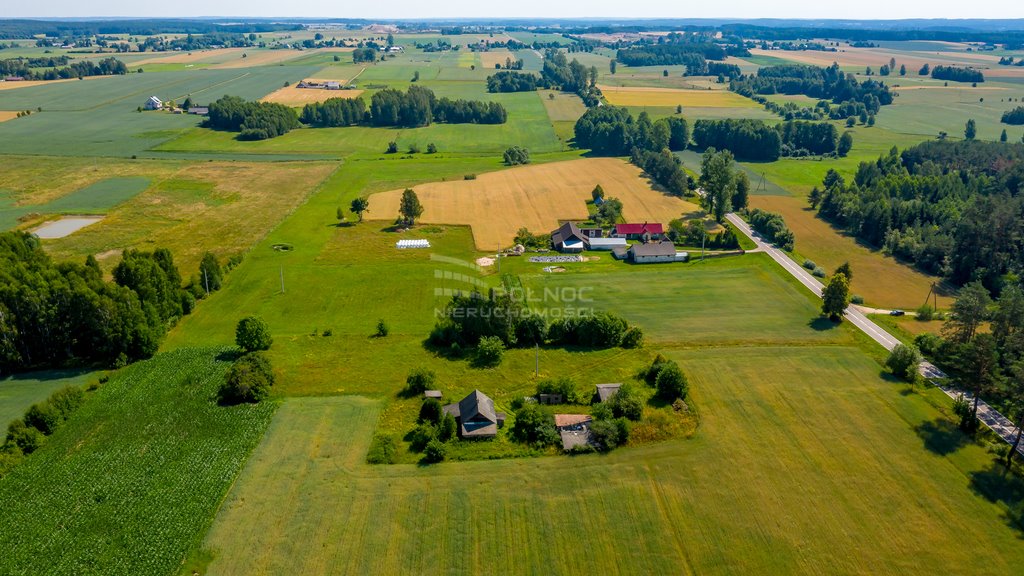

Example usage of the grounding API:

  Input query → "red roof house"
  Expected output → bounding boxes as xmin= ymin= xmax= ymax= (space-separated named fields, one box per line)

xmin=614 ymin=222 xmax=664 ymax=240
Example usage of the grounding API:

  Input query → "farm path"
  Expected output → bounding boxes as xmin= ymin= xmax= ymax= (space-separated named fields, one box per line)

xmin=726 ymin=212 xmax=1024 ymax=455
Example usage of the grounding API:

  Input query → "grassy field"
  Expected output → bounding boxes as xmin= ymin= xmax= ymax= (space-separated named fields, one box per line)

xmin=599 ymin=85 xmax=761 ymax=108
xmin=0 ymin=176 xmax=151 ymax=230
xmin=0 ymin=369 xmax=93 ymax=425
xmin=0 ymin=348 xmax=276 ymax=576
xmin=539 ymin=89 xmax=587 ymax=122
xmin=194 ymin=345 xmax=1024 ymax=575
xmin=367 ymin=157 xmax=703 ymax=249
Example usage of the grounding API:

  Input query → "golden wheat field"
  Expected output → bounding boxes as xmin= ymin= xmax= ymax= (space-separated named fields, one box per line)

xmin=597 ymin=85 xmax=760 ymax=108
xmin=479 ymin=49 xmax=515 ymax=69
xmin=260 ymin=85 xmax=365 ymax=106
xmin=367 ymin=158 xmax=703 ymax=249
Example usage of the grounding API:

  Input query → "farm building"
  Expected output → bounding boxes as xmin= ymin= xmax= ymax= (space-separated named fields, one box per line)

xmin=594 ymin=384 xmax=622 ymax=403
xmin=551 ymin=222 xmax=587 ymax=253
xmin=560 ymin=429 xmax=592 ymax=451
xmin=187 ymin=106 xmax=209 ymax=115
xmin=3 ymin=76 xmax=25 ymax=82
xmin=580 ymin=227 xmax=603 ymax=238
xmin=614 ymin=222 xmax=664 ymax=241
xmin=587 ymin=237 xmax=628 ymax=251
xmin=423 ymin=390 xmax=443 ymax=400
xmin=144 ymin=96 xmax=163 ymax=110
xmin=554 ymin=414 xmax=592 ymax=431
xmin=443 ymin=390 xmax=506 ymax=439
xmin=325 ymin=81 xmax=342 ymax=90
xmin=629 ymin=241 xmax=680 ymax=264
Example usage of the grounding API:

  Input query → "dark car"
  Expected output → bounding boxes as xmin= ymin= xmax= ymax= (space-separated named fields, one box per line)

xmin=890 ymin=309 xmax=906 ymax=316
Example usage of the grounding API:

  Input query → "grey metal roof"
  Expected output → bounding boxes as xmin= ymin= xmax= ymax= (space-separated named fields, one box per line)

xmin=630 ymin=242 xmax=676 ymax=257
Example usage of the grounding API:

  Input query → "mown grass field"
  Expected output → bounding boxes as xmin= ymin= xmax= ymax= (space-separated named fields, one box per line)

xmin=194 ymin=345 xmax=1024 ymax=575
xmin=599 ymin=85 xmax=761 ymax=108
xmin=0 ymin=348 xmax=276 ymax=576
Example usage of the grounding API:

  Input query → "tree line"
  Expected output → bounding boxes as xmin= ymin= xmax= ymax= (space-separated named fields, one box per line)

xmin=0 ymin=56 xmax=127 ymax=80
xmin=370 ymin=86 xmax=507 ymax=127
xmin=730 ymin=63 xmax=892 ymax=117
xmin=206 ymin=95 xmax=300 ymax=140
xmin=931 ymin=65 xmax=985 ymax=83
xmin=692 ymin=119 xmax=782 ymax=161
xmin=810 ymin=140 xmax=1024 ymax=291
xmin=0 ymin=232 xmax=232 ymax=374
xmin=614 ymin=43 xmax=726 ymax=67
xmin=1002 ymin=106 xmax=1024 ymax=125
xmin=540 ymin=48 xmax=601 ymax=106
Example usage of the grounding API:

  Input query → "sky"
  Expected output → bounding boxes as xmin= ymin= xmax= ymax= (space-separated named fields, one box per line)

xmin=6 ymin=1 xmax=1021 ymax=21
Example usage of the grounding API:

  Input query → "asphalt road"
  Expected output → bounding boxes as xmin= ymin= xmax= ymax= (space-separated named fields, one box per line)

xmin=727 ymin=213 xmax=1023 ymax=454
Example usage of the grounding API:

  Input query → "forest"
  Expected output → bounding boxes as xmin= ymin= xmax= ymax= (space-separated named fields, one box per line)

xmin=614 ymin=42 xmax=727 ymax=67
xmin=369 ymin=86 xmax=507 ymax=127
xmin=812 ymin=140 xmax=1024 ymax=290
xmin=486 ymin=71 xmax=540 ymax=93
xmin=1002 ymin=106 xmax=1024 ymax=125
xmin=206 ymin=96 xmax=301 ymax=140
xmin=0 ymin=233 xmax=192 ymax=374
xmin=730 ymin=63 xmax=892 ymax=115
xmin=931 ymin=65 xmax=985 ymax=83
xmin=692 ymin=119 xmax=782 ymax=161
xmin=300 ymin=98 xmax=367 ymax=127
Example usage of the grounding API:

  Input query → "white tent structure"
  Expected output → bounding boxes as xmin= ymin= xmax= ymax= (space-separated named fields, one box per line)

xmin=396 ymin=239 xmax=430 ymax=249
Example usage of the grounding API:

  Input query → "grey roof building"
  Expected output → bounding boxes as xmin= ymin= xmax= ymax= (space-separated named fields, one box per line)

xmin=594 ymin=383 xmax=623 ymax=403
xmin=443 ymin=390 xmax=506 ymax=438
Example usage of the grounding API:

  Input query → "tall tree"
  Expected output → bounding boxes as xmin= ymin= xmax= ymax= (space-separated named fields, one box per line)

xmin=350 ymin=197 xmax=370 ymax=222
xmin=821 ymin=273 xmax=850 ymax=321
xmin=964 ymin=118 xmax=977 ymax=140
xmin=954 ymin=333 xmax=1000 ymax=431
xmin=943 ymin=281 xmax=992 ymax=344
xmin=698 ymin=148 xmax=736 ymax=223
xmin=834 ymin=262 xmax=853 ymax=283
xmin=398 ymin=189 xmax=423 ymax=225
xmin=732 ymin=170 xmax=749 ymax=211
xmin=1005 ymin=363 xmax=1024 ymax=468
xmin=198 ymin=252 xmax=222 ymax=293
xmin=1000 ymin=128 xmax=1008 ymax=143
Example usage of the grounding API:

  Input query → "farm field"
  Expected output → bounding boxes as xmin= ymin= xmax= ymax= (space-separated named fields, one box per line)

xmin=260 ymin=85 xmax=364 ymax=106
xmin=194 ymin=345 xmax=1024 ymax=575
xmin=598 ymin=84 xmax=761 ymax=108
xmin=0 ymin=348 xmax=277 ymax=576
xmin=367 ymin=157 xmax=703 ymax=249
xmin=538 ymin=89 xmax=587 ymax=122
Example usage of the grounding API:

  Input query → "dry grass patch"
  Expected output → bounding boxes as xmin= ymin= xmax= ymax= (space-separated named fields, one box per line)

xmin=208 ymin=49 xmax=311 ymax=69
xmin=479 ymin=49 xmax=515 ymax=69
xmin=0 ymin=111 xmax=19 ymax=123
xmin=367 ymin=158 xmax=703 ymax=249
xmin=133 ymin=48 xmax=246 ymax=66
xmin=260 ymin=86 xmax=364 ymax=106
xmin=539 ymin=90 xmax=587 ymax=122
xmin=749 ymin=194 xmax=951 ymax=309
xmin=44 ymin=161 xmax=336 ymax=273
xmin=598 ymin=85 xmax=760 ymax=108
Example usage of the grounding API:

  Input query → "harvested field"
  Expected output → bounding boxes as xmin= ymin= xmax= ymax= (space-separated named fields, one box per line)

xmin=598 ymin=85 xmax=760 ymax=108
xmin=748 ymin=194 xmax=952 ymax=309
xmin=367 ymin=158 xmax=703 ymax=249
xmin=539 ymin=90 xmax=586 ymax=122
xmin=260 ymin=86 xmax=364 ymax=106
xmin=311 ymin=65 xmax=367 ymax=81
xmin=208 ymin=49 xmax=311 ymax=69
xmin=0 ymin=111 xmax=18 ymax=123
xmin=0 ymin=78 xmax=94 ymax=91
xmin=133 ymin=48 xmax=246 ymax=66
xmin=479 ymin=49 xmax=515 ymax=69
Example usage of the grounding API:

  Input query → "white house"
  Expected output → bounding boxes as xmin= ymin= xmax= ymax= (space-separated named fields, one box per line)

xmin=144 ymin=96 xmax=163 ymax=110
xmin=629 ymin=241 xmax=679 ymax=264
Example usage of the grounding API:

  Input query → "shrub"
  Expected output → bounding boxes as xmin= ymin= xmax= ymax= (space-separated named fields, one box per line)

xmin=811 ymin=267 xmax=826 ymax=278
xmin=366 ymin=434 xmax=398 ymax=464
xmin=408 ymin=143 xmax=421 ymax=154
xmin=510 ymin=403 xmax=558 ymax=446
xmin=536 ymin=377 xmax=578 ymax=404
xmin=438 ymin=413 xmax=457 ymax=441
xmin=47 ymin=386 xmax=84 ymax=421
xmin=376 ymin=319 xmax=389 ymax=337
xmin=405 ymin=368 xmax=436 ymax=396
xmin=620 ymin=326 xmax=644 ymax=349
xmin=235 ymin=316 xmax=272 ymax=352
xmin=24 ymin=403 xmax=61 ymax=435
xmin=5 ymin=419 xmax=45 ymax=454
xmin=219 ymin=352 xmax=275 ymax=404
xmin=655 ymin=362 xmax=689 ymax=401
xmin=419 ymin=398 xmax=443 ymax=424
xmin=851 ymin=295 xmax=864 ymax=305
xmin=639 ymin=354 xmax=670 ymax=387
xmin=608 ymin=384 xmax=643 ymax=421
xmin=423 ymin=439 xmax=447 ymax=463
xmin=916 ymin=303 xmax=935 ymax=321
xmin=503 ymin=146 xmax=530 ymax=166
xmin=409 ymin=423 xmax=437 ymax=452
xmin=802 ymin=259 xmax=817 ymax=270
xmin=474 ymin=335 xmax=504 ymax=367
xmin=886 ymin=344 xmax=921 ymax=382
xmin=589 ymin=418 xmax=629 ymax=451
xmin=914 ymin=333 xmax=944 ymax=357
xmin=386 ymin=141 xmax=398 ymax=153
xmin=464 ymin=174 xmax=477 ymax=180
xmin=427 ymin=143 xmax=438 ymax=153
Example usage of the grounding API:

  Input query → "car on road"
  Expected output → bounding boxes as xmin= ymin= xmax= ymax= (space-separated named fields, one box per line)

xmin=890 ymin=309 xmax=906 ymax=316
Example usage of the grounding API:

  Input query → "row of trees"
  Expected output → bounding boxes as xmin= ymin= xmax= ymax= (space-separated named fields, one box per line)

xmin=699 ymin=149 xmax=750 ymax=222
xmin=540 ymin=49 xmax=601 ymax=106
xmin=370 ymin=86 xmax=507 ymax=127
xmin=0 ymin=56 xmax=127 ymax=80
xmin=692 ymin=119 xmax=782 ymax=162
xmin=749 ymin=208 xmax=795 ymax=251
xmin=730 ymin=63 xmax=892 ymax=116
xmin=1003 ymin=106 xmax=1024 ymax=125
xmin=299 ymin=97 xmax=366 ymax=127
xmin=2 ymin=386 xmax=84 ymax=475
xmin=614 ymin=43 xmax=727 ymax=67
xmin=931 ymin=65 xmax=985 ymax=83
xmin=486 ymin=70 xmax=539 ymax=93
xmin=809 ymin=141 xmax=1024 ymax=290
xmin=206 ymin=95 xmax=300 ymax=140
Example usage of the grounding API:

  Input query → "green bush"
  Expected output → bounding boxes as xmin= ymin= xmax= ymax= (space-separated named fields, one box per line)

xmin=474 ymin=336 xmax=504 ymax=367
xmin=914 ymin=333 xmax=943 ymax=357
xmin=366 ymin=434 xmax=398 ymax=464
xmin=590 ymin=418 xmax=629 ymax=451
xmin=655 ymin=363 xmax=689 ymax=401
xmin=620 ymin=326 xmax=644 ymax=348
xmin=5 ymin=419 xmax=45 ymax=454
xmin=409 ymin=423 xmax=437 ymax=452
xmin=419 ymin=398 xmax=443 ymax=424
xmin=916 ymin=303 xmax=935 ymax=321
xmin=438 ymin=413 xmax=457 ymax=441
xmin=885 ymin=344 xmax=921 ymax=382
xmin=851 ymin=294 xmax=864 ymax=305
xmin=405 ymin=368 xmax=436 ymax=396
xmin=219 ymin=352 xmax=275 ymax=404
xmin=376 ymin=318 xmax=389 ymax=337
xmin=24 ymin=403 xmax=61 ymax=435
xmin=510 ymin=403 xmax=558 ymax=446
xmin=802 ymin=259 xmax=817 ymax=270
xmin=235 ymin=315 xmax=272 ymax=352
xmin=423 ymin=439 xmax=447 ymax=463
xmin=607 ymin=384 xmax=643 ymax=421
xmin=536 ymin=377 xmax=579 ymax=404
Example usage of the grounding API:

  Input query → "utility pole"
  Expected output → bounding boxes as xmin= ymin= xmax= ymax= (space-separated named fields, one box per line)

xmin=701 ymin=226 xmax=706 ymax=262
xmin=535 ymin=343 xmax=540 ymax=377
xmin=203 ymin=267 xmax=209 ymax=296
xmin=279 ymin=267 xmax=285 ymax=294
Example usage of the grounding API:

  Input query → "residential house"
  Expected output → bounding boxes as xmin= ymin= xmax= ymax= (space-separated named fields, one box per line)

xmin=554 ymin=414 xmax=592 ymax=431
xmin=594 ymin=383 xmax=622 ymax=403
xmin=614 ymin=222 xmax=664 ymax=241
xmin=325 ymin=81 xmax=342 ymax=90
xmin=443 ymin=390 xmax=506 ymax=439
xmin=144 ymin=96 xmax=163 ymax=110
xmin=580 ymin=227 xmax=603 ymax=238
xmin=550 ymin=222 xmax=587 ymax=253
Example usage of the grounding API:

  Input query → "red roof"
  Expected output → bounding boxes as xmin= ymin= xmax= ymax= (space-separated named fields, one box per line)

xmin=616 ymin=223 xmax=663 ymax=235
